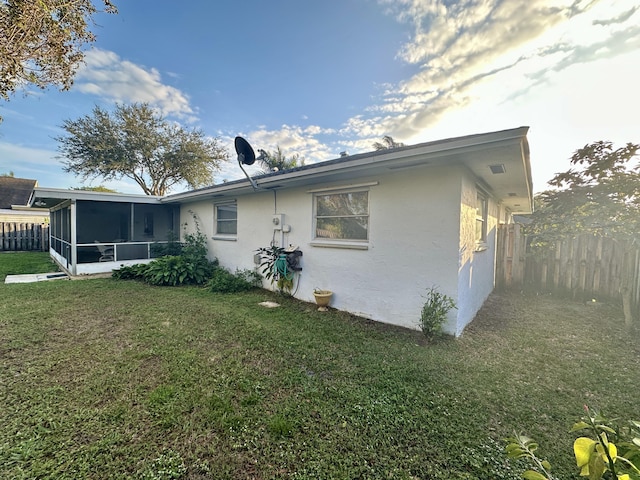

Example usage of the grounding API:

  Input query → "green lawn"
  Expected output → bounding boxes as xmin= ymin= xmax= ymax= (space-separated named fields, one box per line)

xmin=0 ymin=251 xmax=59 ymax=281
xmin=0 ymin=254 xmax=637 ymax=479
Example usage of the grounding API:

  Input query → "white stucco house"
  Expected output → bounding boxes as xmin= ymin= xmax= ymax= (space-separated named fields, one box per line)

xmin=31 ymin=127 xmax=533 ymax=336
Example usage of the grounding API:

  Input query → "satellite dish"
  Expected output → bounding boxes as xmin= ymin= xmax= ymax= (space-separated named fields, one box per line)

xmin=235 ymin=136 xmax=256 ymax=165
xmin=234 ymin=136 xmax=259 ymax=190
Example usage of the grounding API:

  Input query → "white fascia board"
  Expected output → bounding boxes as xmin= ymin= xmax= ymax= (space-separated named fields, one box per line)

xmin=30 ymin=187 xmax=163 ymax=206
xmin=163 ymin=127 xmax=530 ymax=203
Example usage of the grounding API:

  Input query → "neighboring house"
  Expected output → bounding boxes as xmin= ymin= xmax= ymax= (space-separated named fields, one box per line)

xmin=0 ymin=177 xmax=49 ymax=223
xmin=31 ymin=127 xmax=533 ymax=336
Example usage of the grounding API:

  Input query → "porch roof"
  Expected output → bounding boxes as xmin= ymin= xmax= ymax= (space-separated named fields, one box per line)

xmin=164 ymin=126 xmax=533 ymax=214
xmin=28 ymin=187 xmax=163 ymax=209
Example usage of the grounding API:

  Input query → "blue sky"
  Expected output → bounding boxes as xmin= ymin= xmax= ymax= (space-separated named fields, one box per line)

xmin=1 ymin=0 xmax=638 ymax=194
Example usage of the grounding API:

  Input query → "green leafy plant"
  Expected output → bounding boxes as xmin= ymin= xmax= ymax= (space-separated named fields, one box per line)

xmin=207 ymin=268 xmax=262 ymax=293
xmin=113 ymin=211 xmax=217 ymax=286
xmin=111 ymin=263 xmax=149 ymax=280
xmin=143 ymin=255 xmax=214 ymax=286
xmin=151 ymin=231 xmax=183 ymax=257
xmin=277 ymin=275 xmax=294 ymax=293
xmin=256 ymin=245 xmax=294 ymax=293
xmin=256 ymin=245 xmax=286 ymax=283
xmin=505 ymin=434 xmax=555 ymax=480
xmin=419 ymin=286 xmax=456 ymax=340
xmin=506 ymin=407 xmax=640 ymax=480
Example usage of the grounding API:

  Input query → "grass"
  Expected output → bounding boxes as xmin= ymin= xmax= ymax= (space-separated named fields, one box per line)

xmin=0 ymin=251 xmax=59 ymax=281
xmin=1 ymin=253 xmax=638 ymax=479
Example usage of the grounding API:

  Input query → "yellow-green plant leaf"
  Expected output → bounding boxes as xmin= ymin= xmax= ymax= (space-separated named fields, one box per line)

xmin=571 ymin=421 xmax=591 ymax=432
xmin=588 ymin=454 xmax=606 ymax=480
xmin=599 ymin=425 xmax=617 ymax=435
xmin=632 ymin=437 xmax=640 ymax=447
xmin=575 ymin=437 xmax=596 ymax=467
xmin=523 ymin=470 xmax=548 ymax=480
xmin=541 ymin=460 xmax=551 ymax=471
xmin=506 ymin=443 xmax=524 ymax=457
xmin=616 ymin=474 xmax=630 ymax=480
xmin=596 ymin=441 xmax=617 ymax=463
xmin=579 ymin=463 xmax=590 ymax=477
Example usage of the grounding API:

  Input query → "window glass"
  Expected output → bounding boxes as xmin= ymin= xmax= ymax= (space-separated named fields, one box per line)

xmin=216 ymin=203 xmax=237 ymax=235
xmin=476 ymin=192 xmax=487 ymax=242
xmin=315 ymin=191 xmax=369 ymax=241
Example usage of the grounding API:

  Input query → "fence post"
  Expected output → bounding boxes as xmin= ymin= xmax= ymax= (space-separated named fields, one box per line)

xmin=0 ymin=222 xmax=50 ymax=251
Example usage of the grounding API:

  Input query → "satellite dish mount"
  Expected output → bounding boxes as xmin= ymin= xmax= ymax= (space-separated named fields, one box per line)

xmin=235 ymin=136 xmax=265 ymax=190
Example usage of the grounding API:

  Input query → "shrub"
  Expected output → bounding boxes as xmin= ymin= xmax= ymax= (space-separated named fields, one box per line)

xmin=207 ymin=268 xmax=262 ymax=293
xmin=143 ymin=256 xmax=215 ymax=286
xmin=182 ymin=229 xmax=208 ymax=262
xmin=113 ymin=214 xmax=217 ymax=287
xmin=111 ymin=263 xmax=149 ymax=280
xmin=419 ymin=286 xmax=456 ymax=340
xmin=151 ymin=231 xmax=183 ymax=257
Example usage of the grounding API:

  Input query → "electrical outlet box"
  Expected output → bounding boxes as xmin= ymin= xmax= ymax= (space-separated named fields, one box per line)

xmin=272 ymin=214 xmax=284 ymax=230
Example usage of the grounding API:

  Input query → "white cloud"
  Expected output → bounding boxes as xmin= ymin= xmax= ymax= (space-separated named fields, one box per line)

xmin=0 ymin=141 xmax=59 ymax=168
xmin=75 ymin=49 xmax=196 ymax=121
xmin=336 ymin=0 xmax=640 ymax=147
xmin=216 ymin=0 xmax=639 ymax=191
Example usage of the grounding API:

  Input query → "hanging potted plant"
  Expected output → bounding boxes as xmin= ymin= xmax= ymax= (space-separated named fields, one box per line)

xmin=313 ymin=288 xmax=333 ymax=311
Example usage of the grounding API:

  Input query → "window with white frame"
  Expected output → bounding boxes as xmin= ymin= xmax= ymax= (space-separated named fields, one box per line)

xmin=314 ymin=189 xmax=369 ymax=241
xmin=475 ymin=191 xmax=488 ymax=245
xmin=214 ymin=202 xmax=237 ymax=236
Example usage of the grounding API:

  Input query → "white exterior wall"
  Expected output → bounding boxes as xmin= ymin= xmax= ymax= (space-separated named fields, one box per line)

xmin=455 ymin=172 xmax=500 ymax=335
xmin=182 ymin=166 xmax=464 ymax=332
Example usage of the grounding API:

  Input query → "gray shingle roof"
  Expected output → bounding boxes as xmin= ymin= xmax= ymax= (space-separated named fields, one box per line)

xmin=0 ymin=177 xmax=37 ymax=208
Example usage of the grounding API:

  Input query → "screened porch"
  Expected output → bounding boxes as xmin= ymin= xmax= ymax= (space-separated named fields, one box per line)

xmin=30 ymin=189 xmax=179 ymax=275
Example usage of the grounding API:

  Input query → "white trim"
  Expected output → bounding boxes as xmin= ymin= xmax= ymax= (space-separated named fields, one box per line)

xmin=312 ymin=188 xmax=370 ymax=245
xmin=212 ymin=235 xmax=237 ymax=242
xmin=306 ymin=181 xmax=379 ymax=194
xmin=309 ymin=240 xmax=369 ymax=250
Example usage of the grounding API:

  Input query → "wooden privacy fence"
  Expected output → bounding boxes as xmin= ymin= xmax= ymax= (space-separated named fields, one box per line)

xmin=497 ymin=223 xmax=640 ymax=314
xmin=0 ymin=222 xmax=50 ymax=251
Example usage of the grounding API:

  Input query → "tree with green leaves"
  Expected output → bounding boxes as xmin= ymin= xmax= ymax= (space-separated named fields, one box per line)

xmin=257 ymin=146 xmax=302 ymax=174
xmin=71 ymin=185 xmax=118 ymax=193
xmin=0 ymin=0 xmax=116 ymax=107
xmin=527 ymin=141 xmax=640 ymax=325
xmin=528 ymin=141 xmax=640 ymax=242
xmin=372 ymin=135 xmax=405 ymax=151
xmin=57 ymin=103 xmax=229 ymax=196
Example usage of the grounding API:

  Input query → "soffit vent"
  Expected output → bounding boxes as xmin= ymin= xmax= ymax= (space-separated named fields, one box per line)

xmin=489 ymin=164 xmax=506 ymax=174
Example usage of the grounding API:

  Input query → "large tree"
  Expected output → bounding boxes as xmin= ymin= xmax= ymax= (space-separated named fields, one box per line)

xmin=0 ymin=0 xmax=116 ymax=104
xmin=57 ymin=103 xmax=229 ymax=196
xmin=527 ymin=140 xmax=640 ymax=325
xmin=527 ymin=141 xmax=640 ymax=243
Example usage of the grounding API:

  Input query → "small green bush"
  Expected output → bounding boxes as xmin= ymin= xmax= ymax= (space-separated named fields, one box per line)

xmin=150 ymin=231 xmax=183 ymax=257
xmin=144 ymin=256 xmax=215 ymax=286
xmin=419 ymin=286 xmax=456 ymax=340
xmin=112 ymin=263 xmax=149 ymax=280
xmin=113 ymin=217 xmax=218 ymax=287
xmin=207 ymin=268 xmax=262 ymax=293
